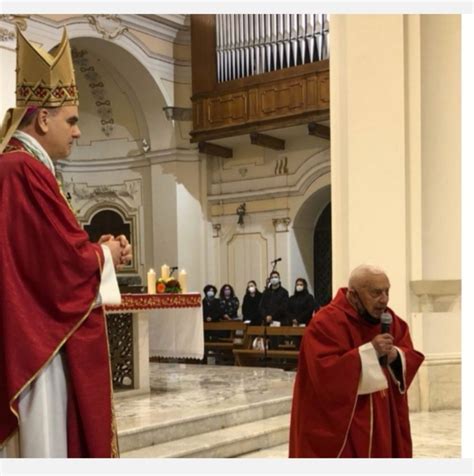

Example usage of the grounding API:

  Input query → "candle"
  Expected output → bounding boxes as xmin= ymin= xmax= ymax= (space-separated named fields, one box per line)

xmin=161 ymin=264 xmax=170 ymax=281
xmin=178 ymin=269 xmax=188 ymax=293
xmin=147 ymin=268 xmax=156 ymax=294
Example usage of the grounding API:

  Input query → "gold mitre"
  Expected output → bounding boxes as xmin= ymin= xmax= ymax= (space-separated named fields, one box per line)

xmin=16 ymin=27 xmax=79 ymax=107
xmin=0 ymin=28 xmax=78 ymax=153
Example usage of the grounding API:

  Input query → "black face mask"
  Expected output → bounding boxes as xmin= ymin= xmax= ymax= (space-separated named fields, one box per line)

xmin=354 ymin=291 xmax=379 ymax=325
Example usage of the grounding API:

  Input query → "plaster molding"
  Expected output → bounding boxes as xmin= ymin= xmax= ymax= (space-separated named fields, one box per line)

xmin=148 ymin=148 xmax=200 ymax=165
xmin=34 ymin=14 xmax=189 ymax=45
xmin=0 ymin=15 xmax=28 ymax=46
xmin=32 ymin=15 xmax=190 ymax=67
xmin=0 ymin=15 xmax=28 ymax=31
xmin=121 ymin=14 xmax=190 ymax=45
xmin=212 ymin=208 xmax=290 ymax=223
xmin=410 ymin=279 xmax=461 ymax=297
xmin=209 ymin=148 xmax=330 ymax=203
xmin=86 ymin=15 xmax=128 ymax=40
xmin=63 ymin=178 xmax=143 ymax=218
xmin=57 ymin=155 xmax=149 ymax=173
xmin=57 ymin=148 xmax=198 ymax=173
xmin=0 ymin=27 xmax=15 ymax=43
xmin=72 ymin=47 xmax=115 ymax=137
xmin=272 ymin=217 xmax=291 ymax=233
xmin=423 ymin=353 xmax=461 ymax=366
xmin=208 ymin=163 xmax=330 ymax=204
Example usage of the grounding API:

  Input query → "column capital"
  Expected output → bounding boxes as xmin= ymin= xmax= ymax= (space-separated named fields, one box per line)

xmin=272 ymin=217 xmax=291 ymax=233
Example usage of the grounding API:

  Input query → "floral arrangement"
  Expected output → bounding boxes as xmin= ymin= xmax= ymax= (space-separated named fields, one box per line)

xmin=156 ymin=277 xmax=182 ymax=294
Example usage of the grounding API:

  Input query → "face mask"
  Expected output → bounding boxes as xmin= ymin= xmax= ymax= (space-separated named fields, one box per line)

xmin=270 ymin=277 xmax=280 ymax=286
xmin=248 ymin=286 xmax=256 ymax=294
xmin=206 ymin=291 xmax=215 ymax=299
xmin=296 ymin=285 xmax=304 ymax=292
xmin=224 ymin=290 xmax=231 ymax=298
xmin=353 ymin=291 xmax=378 ymax=323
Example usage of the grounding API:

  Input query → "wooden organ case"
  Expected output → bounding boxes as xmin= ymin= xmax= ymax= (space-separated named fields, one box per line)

xmin=190 ymin=14 xmax=330 ymax=143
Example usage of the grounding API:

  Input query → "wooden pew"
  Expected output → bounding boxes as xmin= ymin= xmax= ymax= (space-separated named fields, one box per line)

xmin=204 ymin=321 xmax=247 ymax=364
xmin=233 ymin=325 xmax=306 ymax=370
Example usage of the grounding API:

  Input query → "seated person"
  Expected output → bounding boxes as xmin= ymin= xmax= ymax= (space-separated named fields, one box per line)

xmin=242 ymin=280 xmax=263 ymax=325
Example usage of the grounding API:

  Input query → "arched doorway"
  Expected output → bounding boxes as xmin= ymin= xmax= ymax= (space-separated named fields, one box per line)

xmin=291 ymin=181 xmax=330 ymax=294
xmin=313 ymin=203 xmax=332 ymax=308
xmin=84 ymin=209 xmax=131 ymax=244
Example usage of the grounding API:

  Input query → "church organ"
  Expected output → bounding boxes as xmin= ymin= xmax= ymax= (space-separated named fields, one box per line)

xmin=216 ymin=14 xmax=329 ymax=83
xmin=190 ymin=14 xmax=330 ymax=144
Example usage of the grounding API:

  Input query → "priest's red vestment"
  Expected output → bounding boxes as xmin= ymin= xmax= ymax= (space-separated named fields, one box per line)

xmin=0 ymin=139 xmax=118 ymax=457
xmin=289 ymin=288 xmax=424 ymax=458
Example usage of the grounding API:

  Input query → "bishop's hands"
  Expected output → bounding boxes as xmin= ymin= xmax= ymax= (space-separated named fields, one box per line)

xmin=371 ymin=333 xmax=398 ymax=364
xmin=98 ymin=234 xmax=133 ymax=269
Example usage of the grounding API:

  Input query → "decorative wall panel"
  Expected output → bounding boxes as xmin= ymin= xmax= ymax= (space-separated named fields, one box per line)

xmin=226 ymin=233 xmax=269 ymax=299
xmin=106 ymin=313 xmax=134 ymax=390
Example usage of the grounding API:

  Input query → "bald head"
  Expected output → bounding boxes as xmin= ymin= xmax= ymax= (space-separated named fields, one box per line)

xmin=347 ymin=265 xmax=390 ymax=319
xmin=348 ymin=265 xmax=388 ymax=290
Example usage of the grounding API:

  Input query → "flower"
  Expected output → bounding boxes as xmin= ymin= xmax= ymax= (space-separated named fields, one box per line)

xmin=156 ymin=277 xmax=182 ymax=294
xmin=156 ymin=282 xmax=166 ymax=293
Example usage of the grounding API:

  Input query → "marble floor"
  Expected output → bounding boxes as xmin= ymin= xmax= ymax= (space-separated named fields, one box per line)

xmin=115 ymin=363 xmax=295 ymax=432
xmin=114 ymin=363 xmax=461 ymax=458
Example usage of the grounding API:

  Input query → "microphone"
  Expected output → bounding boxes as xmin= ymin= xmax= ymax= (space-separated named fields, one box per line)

xmin=381 ymin=312 xmax=392 ymax=333
xmin=169 ymin=266 xmax=178 ymax=276
xmin=379 ymin=312 xmax=392 ymax=367
xmin=271 ymin=257 xmax=282 ymax=264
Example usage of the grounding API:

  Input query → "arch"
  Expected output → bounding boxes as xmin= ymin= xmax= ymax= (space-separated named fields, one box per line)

xmin=291 ymin=178 xmax=331 ymax=293
xmin=313 ymin=203 xmax=332 ymax=308
xmin=69 ymin=35 xmax=173 ymax=152
xmin=83 ymin=203 xmax=138 ymax=273
xmin=34 ymin=22 xmax=176 ymax=152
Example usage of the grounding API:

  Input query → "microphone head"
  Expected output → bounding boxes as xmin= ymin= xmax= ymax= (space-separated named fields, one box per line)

xmin=380 ymin=312 xmax=392 ymax=325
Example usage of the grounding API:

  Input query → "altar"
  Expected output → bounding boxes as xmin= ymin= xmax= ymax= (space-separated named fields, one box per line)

xmin=105 ymin=293 xmax=203 ymax=394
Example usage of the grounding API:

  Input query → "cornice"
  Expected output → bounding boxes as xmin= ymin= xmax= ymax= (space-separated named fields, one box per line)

xmin=208 ymin=148 xmax=330 ymax=204
xmin=34 ymin=14 xmax=190 ymax=45
xmin=57 ymin=148 xmax=199 ymax=173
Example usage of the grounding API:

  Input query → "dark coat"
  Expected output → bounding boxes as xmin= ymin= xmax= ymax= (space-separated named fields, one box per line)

xmin=288 ymin=291 xmax=316 ymax=325
xmin=259 ymin=285 xmax=290 ymax=324
xmin=202 ymin=297 xmax=221 ymax=322
xmin=242 ymin=291 xmax=263 ymax=325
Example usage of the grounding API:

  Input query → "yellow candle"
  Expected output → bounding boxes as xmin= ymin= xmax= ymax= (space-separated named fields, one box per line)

xmin=178 ymin=269 xmax=188 ymax=293
xmin=147 ymin=268 xmax=156 ymax=294
xmin=161 ymin=264 xmax=170 ymax=281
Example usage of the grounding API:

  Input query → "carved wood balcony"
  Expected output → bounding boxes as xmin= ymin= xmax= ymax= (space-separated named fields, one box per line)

xmin=190 ymin=15 xmax=330 ymax=144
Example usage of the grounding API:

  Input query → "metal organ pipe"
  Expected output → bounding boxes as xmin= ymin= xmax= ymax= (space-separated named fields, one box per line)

xmin=216 ymin=14 xmax=330 ymax=83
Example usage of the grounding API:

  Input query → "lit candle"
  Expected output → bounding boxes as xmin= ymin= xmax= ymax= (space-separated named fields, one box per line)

xmin=161 ymin=264 xmax=170 ymax=281
xmin=147 ymin=268 xmax=156 ymax=294
xmin=178 ymin=269 xmax=188 ymax=293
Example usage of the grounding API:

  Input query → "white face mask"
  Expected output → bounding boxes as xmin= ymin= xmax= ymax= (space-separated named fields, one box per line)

xmin=248 ymin=286 xmax=256 ymax=294
xmin=270 ymin=277 xmax=280 ymax=286
xmin=296 ymin=285 xmax=304 ymax=292
xmin=206 ymin=291 xmax=215 ymax=299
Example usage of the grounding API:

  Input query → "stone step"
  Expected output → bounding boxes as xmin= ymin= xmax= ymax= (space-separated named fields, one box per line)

xmin=118 ymin=395 xmax=291 ymax=454
xmin=239 ymin=443 xmax=289 ymax=458
xmin=121 ymin=413 xmax=291 ymax=458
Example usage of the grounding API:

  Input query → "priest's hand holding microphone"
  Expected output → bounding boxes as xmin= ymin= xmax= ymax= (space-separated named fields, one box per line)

xmin=372 ymin=312 xmax=398 ymax=366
